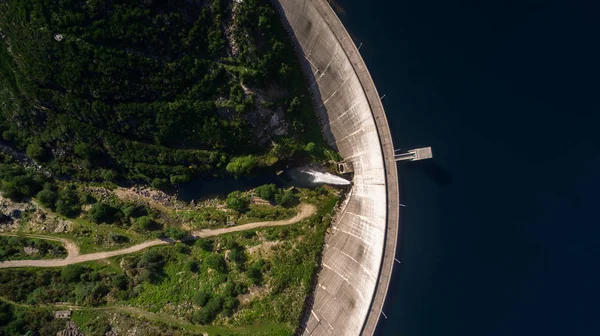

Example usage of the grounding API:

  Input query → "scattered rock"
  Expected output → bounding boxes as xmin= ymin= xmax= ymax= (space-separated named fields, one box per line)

xmin=57 ymin=321 xmax=83 ymax=336
xmin=23 ymin=246 xmax=39 ymax=255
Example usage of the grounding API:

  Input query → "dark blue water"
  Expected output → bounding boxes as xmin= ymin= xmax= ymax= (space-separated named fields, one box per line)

xmin=333 ymin=0 xmax=600 ymax=335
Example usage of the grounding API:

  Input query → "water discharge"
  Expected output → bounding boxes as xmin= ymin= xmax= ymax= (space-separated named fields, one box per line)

xmin=303 ymin=169 xmax=352 ymax=186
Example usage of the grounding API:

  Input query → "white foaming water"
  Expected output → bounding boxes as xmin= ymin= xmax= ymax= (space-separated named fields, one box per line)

xmin=304 ymin=169 xmax=351 ymax=186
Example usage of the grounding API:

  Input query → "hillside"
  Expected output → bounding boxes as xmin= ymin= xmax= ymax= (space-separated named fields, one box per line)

xmin=0 ymin=0 xmax=325 ymax=184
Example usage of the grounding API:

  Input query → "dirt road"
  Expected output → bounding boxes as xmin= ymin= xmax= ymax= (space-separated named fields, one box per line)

xmin=191 ymin=203 xmax=316 ymax=237
xmin=0 ymin=203 xmax=316 ymax=269
xmin=0 ymin=233 xmax=80 ymax=256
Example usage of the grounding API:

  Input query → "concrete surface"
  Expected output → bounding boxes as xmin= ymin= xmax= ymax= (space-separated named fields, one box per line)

xmin=272 ymin=0 xmax=400 ymax=335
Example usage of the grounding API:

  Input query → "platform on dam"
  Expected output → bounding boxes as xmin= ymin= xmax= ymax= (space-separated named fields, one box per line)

xmin=273 ymin=0 xmax=400 ymax=335
xmin=395 ymin=147 xmax=434 ymax=162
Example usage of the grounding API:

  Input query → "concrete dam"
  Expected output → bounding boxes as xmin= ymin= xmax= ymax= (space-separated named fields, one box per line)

xmin=273 ymin=0 xmax=400 ymax=335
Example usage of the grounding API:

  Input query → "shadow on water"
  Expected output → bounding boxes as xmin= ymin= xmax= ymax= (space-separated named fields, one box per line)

xmin=177 ymin=174 xmax=287 ymax=202
xmin=404 ymin=160 xmax=453 ymax=187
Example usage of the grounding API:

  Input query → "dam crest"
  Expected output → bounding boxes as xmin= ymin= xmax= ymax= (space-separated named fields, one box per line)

xmin=272 ymin=0 xmax=400 ymax=335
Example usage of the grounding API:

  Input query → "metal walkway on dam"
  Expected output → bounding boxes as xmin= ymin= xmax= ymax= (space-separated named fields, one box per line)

xmin=273 ymin=0 xmax=401 ymax=335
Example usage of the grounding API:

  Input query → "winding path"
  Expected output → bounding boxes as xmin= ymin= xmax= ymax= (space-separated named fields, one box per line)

xmin=0 ymin=203 xmax=316 ymax=269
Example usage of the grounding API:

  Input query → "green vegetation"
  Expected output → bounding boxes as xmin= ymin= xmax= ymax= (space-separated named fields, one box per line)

xmin=240 ymin=205 xmax=296 ymax=225
xmin=0 ymin=158 xmax=47 ymax=202
xmin=0 ymin=0 xmax=345 ymax=334
xmin=0 ymin=236 xmax=67 ymax=261
xmin=0 ymin=188 xmax=338 ymax=334
xmin=0 ymin=0 xmax=329 ymax=184
xmin=255 ymin=184 xmax=277 ymax=202
xmin=0 ymin=301 xmax=64 ymax=335
xmin=165 ymin=227 xmax=189 ymax=240
xmin=226 ymin=191 xmax=251 ymax=213
xmin=88 ymin=202 xmax=120 ymax=224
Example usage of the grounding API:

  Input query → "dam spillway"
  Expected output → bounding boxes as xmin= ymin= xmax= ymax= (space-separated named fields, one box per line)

xmin=273 ymin=0 xmax=400 ymax=335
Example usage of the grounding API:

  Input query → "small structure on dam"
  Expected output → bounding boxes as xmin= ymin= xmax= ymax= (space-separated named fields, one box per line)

xmin=395 ymin=147 xmax=434 ymax=162
xmin=336 ymin=161 xmax=354 ymax=174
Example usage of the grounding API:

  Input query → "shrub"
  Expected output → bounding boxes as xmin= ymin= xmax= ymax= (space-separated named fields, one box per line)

xmin=205 ymin=254 xmax=227 ymax=273
xmin=193 ymin=296 xmax=224 ymax=324
xmin=175 ymin=243 xmax=191 ymax=254
xmin=123 ymin=205 xmax=146 ymax=219
xmin=185 ymin=260 xmax=199 ymax=273
xmin=226 ymin=191 xmax=249 ymax=212
xmin=228 ymin=247 xmax=246 ymax=264
xmin=222 ymin=296 xmax=239 ymax=317
xmin=61 ymin=264 xmax=85 ymax=282
xmin=137 ymin=250 xmax=165 ymax=283
xmin=111 ymin=274 xmax=128 ymax=290
xmin=304 ymin=142 xmax=316 ymax=153
xmin=195 ymin=238 xmax=213 ymax=252
xmin=108 ymin=232 xmax=129 ymax=243
xmin=275 ymin=189 xmax=297 ymax=208
xmin=255 ymin=184 xmax=277 ymax=201
xmin=135 ymin=216 xmax=155 ymax=231
xmin=193 ymin=291 xmax=210 ymax=306
xmin=247 ymin=259 xmax=266 ymax=285
xmin=165 ymin=227 xmax=188 ymax=240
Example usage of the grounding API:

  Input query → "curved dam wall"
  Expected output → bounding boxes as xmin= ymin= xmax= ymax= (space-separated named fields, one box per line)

xmin=272 ymin=0 xmax=400 ymax=335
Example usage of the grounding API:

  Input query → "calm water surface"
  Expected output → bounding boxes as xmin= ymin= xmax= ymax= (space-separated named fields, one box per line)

xmin=333 ymin=0 xmax=600 ymax=335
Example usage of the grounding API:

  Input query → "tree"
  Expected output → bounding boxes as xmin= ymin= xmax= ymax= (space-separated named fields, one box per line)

xmin=1 ymin=174 xmax=45 ymax=201
xmin=275 ymin=189 xmax=297 ymax=208
xmin=56 ymin=187 xmax=81 ymax=217
xmin=226 ymin=191 xmax=249 ymax=212
xmin=255 ymin=184 xmax=277 ymax=201
xmin=88 ymin=203 xmax=118 ymax=224
xmin=101 ymin=169 xmax=118 ymax=181
xmin=36 ymin=189 xmax=58 ymax=208
xmin=151 ymin=178 xmax=169 ymax=190
xmin=26 ymin=143 xmax=46 ymax=161
xmin=74 ymin=143 xmax=95 ymax=160
xmin=226 ymin=155 xmax=257 ymax=177
xmin=170 ymin=175 xmax=190 ymax=184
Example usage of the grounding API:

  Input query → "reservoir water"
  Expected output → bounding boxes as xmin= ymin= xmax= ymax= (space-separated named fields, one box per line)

xmin=332 ymin=0 xmax=600 ymax=335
